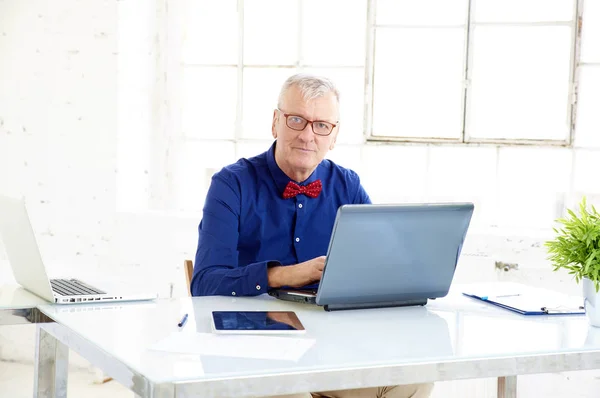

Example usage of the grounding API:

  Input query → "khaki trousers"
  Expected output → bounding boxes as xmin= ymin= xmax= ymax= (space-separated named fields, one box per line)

xmin=268 ymin=382 xmax=434 ymax=398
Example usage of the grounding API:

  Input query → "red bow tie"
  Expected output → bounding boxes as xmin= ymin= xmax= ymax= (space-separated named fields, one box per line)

xmin=282 ymin=180 xmax=322 ymax=199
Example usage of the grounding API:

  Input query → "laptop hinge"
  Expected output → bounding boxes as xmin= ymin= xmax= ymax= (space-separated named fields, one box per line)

xmin=323 ymin=298 xmax=428 ymax=312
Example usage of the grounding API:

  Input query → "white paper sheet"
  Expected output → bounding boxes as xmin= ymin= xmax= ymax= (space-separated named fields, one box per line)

xmin=148 ymin=332 xmax=315 ymax=361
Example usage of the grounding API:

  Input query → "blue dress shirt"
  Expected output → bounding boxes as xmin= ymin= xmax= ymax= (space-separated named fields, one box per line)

xmin=191 ymin=141 xmax=371 ymax=297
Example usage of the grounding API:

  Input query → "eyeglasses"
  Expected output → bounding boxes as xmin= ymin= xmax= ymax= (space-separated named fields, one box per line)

xmin=278 ymin=109 xmax=338 ymax=136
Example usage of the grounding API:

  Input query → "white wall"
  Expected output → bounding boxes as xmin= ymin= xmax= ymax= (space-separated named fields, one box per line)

xmin=0 ymin=0 xmax=174 ymax=368
xmin=0 ymin=0 xmax=599 ymax=396
xmin=0 ymin=0 xmax=118 ymax=278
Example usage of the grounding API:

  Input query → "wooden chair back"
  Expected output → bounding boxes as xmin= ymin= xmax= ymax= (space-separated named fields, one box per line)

xmin=184 ymin=259 xmax=194 ymax=297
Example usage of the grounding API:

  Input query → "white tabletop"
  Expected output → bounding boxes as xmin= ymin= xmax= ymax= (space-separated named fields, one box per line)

xmin=0 ymin=285 xmax=49 ymax=325
xmin=0 ymin=285 xmax=47 ymax=310
xmin=35 ymin=284 xmax=600 ymax=396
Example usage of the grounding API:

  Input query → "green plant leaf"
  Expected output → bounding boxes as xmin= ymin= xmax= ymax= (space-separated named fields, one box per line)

xmin=548 ymin=197 xmax=600 ymax=285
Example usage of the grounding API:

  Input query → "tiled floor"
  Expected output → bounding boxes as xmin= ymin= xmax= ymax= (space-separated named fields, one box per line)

xmin=0 ymin=360 xmax=133 ymax=398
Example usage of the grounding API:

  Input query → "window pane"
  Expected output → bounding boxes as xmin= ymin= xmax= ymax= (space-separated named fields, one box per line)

xmin=372 ymin=28 xmax=465 ymax=139
xmin=302 ymin=0 xmax=367 ymax=66
xmin=235 ymin=140 xmax=274 ymax=160
xmin=474 ymin=0 xmax=574 ymax=23
xmin=362 ymin=145 xmax=429 ymax=203
xmin=575 ymin=67 xmax=600 ymax=148
xmin=573 ymin=149 xmax=600 ymax=194
xmin=427 ymin=146 xmax=497 ymax=227
xmin=171 ymin=141 xmax=236 ymax=213
xmin=581 ymin=0 xmax=600 ymax=63
xmin=244 ymin=0 xmax=297 ymax=65
xmin=376 ymin=0 xmax=468 ymax=26
xmin=467 ymin=26 xmax=571 ymax=141
xmin=303 ymin=67 xmax=365 ymax=144
xmin=495 ymin=147 xmax=571 ymax=228
xmin=182 ymin=67 xmax=237 ymax=140
xmin=325 ymin=145 xmax=363 ymax=175
xmin=242 ymin=67 xmax=295 ymax=139
xmin=182 ymin=0 xmax=238 ymax=65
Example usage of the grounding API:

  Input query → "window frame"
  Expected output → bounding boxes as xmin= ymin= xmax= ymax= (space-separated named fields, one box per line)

xmin=157 ymin=0 xmax=595 ymax=213
xmin=365 ymin=0 xmax=584 ymax=147
xmin=172 ymin=0 xmax=589 ymax=149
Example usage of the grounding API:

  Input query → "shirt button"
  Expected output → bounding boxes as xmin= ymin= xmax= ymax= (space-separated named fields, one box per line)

xmin=298 ymin=203 xmax=303 ymax=209
xmin=256 ymin=285 xmax=261 ymax=290
xmin=295 ymin=237 xmax=300 ymax=242
xmin=231 ymin=292 xmax=236 ymax=296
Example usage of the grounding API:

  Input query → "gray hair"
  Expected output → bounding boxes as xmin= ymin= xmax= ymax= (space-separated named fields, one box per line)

xmin=277 ymin=73 xmax=340 ymax=109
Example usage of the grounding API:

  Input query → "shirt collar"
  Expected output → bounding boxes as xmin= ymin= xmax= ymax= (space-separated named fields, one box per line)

xmin=266 ymin=140 xmax=323 ymax=195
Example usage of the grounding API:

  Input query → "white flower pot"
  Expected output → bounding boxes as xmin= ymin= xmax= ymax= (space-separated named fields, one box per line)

xmin=583 ymin=278 xmax=600 ymax=328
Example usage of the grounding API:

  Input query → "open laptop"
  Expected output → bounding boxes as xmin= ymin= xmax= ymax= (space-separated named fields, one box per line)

xmin=0 ymin=195 xmax=157 ymax=304
xmin=269 ymin=203 xmax=474 ymax=311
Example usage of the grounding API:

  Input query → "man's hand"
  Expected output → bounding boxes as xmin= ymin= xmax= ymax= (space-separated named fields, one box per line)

xmin=267 ymin=256 xmax=326 ymax=288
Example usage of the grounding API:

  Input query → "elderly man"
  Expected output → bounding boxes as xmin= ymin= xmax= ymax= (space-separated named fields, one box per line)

xmin=191 ymin=74 xmax=433 ymax=398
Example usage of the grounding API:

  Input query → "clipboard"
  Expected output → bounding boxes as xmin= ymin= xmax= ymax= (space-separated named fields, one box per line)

xmin=462 ymin=289 xmax=585 ymax=316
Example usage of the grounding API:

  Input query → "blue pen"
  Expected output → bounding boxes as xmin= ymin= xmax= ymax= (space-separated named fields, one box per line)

xmin=178 ymin=313 xmax=189 ymax=328
xmin=481 ymin=294 xmax=520 ymax=301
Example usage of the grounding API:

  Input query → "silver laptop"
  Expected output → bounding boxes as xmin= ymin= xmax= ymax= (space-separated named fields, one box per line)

xmin=0 ymin=195 xmax=157 ymax=304
xmin=269 ymin=203 xmax=474 ymax=311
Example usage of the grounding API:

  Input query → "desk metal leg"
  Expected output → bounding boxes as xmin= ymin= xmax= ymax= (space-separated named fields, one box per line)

xmin=34 ymin=325 xmax=69 ymax=398
xmin=497 ymin=376 xmax=517 ymax=398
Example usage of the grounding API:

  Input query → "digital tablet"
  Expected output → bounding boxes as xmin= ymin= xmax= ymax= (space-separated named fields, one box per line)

xmin=211 ymin=311 xmax=306 ymax=334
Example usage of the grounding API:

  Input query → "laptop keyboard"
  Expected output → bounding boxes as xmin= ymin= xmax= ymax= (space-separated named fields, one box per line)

xmin=50 ymin=279 xmax=106 ymax=296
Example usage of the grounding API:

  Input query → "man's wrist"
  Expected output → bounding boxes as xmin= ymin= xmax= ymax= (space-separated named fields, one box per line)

xmin=267 ymin=264 xmax=290 ymax=288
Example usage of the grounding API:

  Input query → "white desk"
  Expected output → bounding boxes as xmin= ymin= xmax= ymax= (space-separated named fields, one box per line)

xmin=33 ymin=288 xmax=600 ymax=398
xmin=0 ymin=285 xmax=49 ymax=325
xmin=0 ymin=285 xmax=63 ymax=397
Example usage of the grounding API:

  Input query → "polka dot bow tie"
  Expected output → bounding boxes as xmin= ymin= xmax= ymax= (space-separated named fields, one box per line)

xmin=282 ymin=180 xmax=322 ymax=199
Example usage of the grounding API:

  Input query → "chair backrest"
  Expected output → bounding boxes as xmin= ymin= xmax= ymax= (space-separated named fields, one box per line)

xmin=184 ymin=259 xmax=194 ymax=297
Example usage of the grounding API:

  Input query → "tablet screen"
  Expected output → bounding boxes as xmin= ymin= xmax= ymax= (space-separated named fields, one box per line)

xmin=212 ymin=311 xmax=305 ymax=333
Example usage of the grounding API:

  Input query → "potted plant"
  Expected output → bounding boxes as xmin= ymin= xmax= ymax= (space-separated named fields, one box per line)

xmin=545 ymin=197 xmax=600 ymax=327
